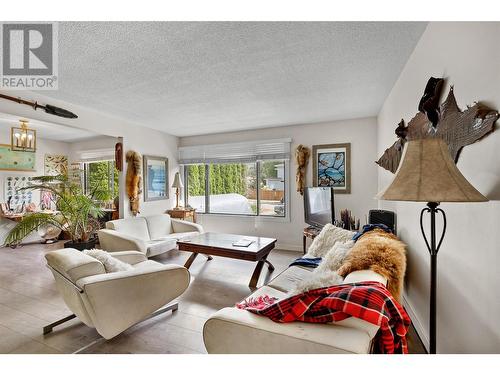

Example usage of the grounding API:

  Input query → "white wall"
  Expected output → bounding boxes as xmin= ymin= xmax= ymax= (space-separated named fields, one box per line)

xmin=180 ymin=117 xmax=379 ymax=251
xmin=377 ymin=22 xmax=500 ymax=353
xmin=0 ymin=90 xmax=179 ymax=218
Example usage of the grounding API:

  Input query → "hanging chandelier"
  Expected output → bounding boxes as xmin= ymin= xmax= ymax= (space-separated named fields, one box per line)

xmin=11 ymin=120 xmax=36 ymax=152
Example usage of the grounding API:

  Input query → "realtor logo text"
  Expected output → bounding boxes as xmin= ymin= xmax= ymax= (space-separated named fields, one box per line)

xmin=0 ymin=22 xmax=58 ymax=90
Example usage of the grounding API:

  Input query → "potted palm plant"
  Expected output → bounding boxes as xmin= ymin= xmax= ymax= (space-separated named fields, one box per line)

xmin=4 ymin=175 xmax=108 ymax=250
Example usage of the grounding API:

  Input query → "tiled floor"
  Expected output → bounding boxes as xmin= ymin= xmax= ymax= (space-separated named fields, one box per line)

xmin=0 ymin=242 xmax=425 ymax=354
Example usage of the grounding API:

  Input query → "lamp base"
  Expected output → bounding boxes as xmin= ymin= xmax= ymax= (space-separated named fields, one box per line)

xmin=420 ymin=202 xmax=447 ymax=354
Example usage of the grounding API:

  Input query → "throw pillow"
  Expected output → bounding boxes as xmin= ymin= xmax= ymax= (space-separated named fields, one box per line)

xmin=290 ymin=240 xmax=354 ymax=295
xmin=306 ymin=224 xmax=355 ymax=258
xmin=318 ymin=240 xmax=355 ymax=273
xmin=83 ymin=249 xmax=134 ymax=273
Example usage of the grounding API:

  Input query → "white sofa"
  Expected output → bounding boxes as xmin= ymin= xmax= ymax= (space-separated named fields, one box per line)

xmin=98 ymin=214 xmax=203 ymax=257
xmin=45 ymin=248 xmax=190 ymax=339
xmin=203 ymin=264 xmax=387 ymax=354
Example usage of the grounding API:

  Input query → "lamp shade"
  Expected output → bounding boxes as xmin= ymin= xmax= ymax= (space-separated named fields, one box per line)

xmin=171 ymin=172 xmax=184 ymax=189
xmin=379 ymin=138 xmax=488 ymax=203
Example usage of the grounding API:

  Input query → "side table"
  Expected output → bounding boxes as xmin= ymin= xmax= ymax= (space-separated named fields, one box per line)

xmin=166 ymin=208 xmax=197 ymax=223
xmin=302 ymin=226 xmax=321 ymax=254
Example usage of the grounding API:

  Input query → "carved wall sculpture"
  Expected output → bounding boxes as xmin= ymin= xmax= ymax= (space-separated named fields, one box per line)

xmin=295 ymin=144 xmax=310 ymax=195
xmin=377 ymin=77 xmax=499 ymax=173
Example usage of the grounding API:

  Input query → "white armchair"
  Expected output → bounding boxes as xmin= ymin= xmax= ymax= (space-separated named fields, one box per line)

xmin=44 ymin=248 xmax=190 ymax=340
xmin=98 ymin=214 xmax=203 ymax=257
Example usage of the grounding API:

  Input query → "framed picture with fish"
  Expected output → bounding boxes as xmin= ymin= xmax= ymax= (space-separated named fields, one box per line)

xmin=312 ymin=143 xmax=351 ymax=194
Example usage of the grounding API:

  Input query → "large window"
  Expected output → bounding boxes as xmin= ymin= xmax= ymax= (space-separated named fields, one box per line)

xmin=184 ymin=160 xmax=287 ymax=217
xmin=82 ymin=160 xmax=119 ymax=201
xmin=259 ymin=160 xmax=285 ymax=216
xmin=185 ymin=164 xmax=206 ymax=213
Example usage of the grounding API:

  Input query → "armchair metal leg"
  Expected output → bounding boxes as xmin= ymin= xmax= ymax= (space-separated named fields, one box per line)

xmin=149 ymin=302 xmax=179 ymax=319
xmin=46 ymin=303 xmax=180 ymax=354
xmin=43 ymin=314 xmax=77 ymax=335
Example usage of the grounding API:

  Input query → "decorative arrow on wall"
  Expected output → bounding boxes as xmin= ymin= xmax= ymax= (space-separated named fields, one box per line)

xmin=0 ymin=93 xmax=78 ymax=119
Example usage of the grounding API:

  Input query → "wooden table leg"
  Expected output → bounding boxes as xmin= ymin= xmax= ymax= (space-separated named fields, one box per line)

xmin=249 ymin=255 xmax=273 ymax=289
xmin=184 ymin=253 xmax=198 ymax=269
xmin=264 ymin=259 xmax=275 ymax=272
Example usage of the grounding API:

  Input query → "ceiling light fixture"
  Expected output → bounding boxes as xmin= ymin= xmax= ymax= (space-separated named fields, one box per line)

xmin=11 ymin=120 xmax=36 ymax=152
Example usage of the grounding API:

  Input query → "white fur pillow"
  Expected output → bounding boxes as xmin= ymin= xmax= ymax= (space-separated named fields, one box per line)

xmin=290 ymin=240 xmax=354 ymax=295
xmin=83 ymin=249 xmax=133 ymax=273
xmin=317 ymin=240 xmax=355 ymax=273
xmin=306 ymin=224 xmax=355 ymax=258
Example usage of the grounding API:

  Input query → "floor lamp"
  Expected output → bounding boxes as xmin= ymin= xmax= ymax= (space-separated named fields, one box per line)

xmin=378 ymin=138 xmax=488 ymax=354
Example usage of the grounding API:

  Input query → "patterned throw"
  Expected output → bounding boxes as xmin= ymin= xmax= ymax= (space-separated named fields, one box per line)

xmin=236 ymin=281 xmax=411 ymax=354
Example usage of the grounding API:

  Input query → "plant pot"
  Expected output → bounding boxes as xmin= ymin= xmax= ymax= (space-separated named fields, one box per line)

xmin=64 ymin=238 xmax=97 ymax=251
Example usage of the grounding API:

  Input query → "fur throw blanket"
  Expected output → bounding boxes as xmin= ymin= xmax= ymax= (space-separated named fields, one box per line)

xmin=337 ymin=229 xmax=406 ymax=301
xmin=306 ymin=224 xmax=356 ymax=258
xmin=291 ymin=240 xmax=355 ymax=295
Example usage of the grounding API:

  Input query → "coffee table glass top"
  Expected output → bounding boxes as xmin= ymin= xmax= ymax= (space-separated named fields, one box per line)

xmin=177 ymin=232 xmax=276 ymax=253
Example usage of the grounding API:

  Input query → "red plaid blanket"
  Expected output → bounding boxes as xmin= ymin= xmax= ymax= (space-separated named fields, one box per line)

xmin=236 ymin=281 xmax=411 ymax=354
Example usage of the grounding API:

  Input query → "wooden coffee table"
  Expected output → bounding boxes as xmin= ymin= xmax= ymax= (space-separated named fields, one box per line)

xmin=177 ymin=232 xmax=277 ymax=288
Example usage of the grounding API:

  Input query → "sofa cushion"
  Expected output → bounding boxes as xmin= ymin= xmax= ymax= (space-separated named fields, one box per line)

xmin=132 ymin=259 xmax=169 ymax=271
xmin=106 ymin=217 xmax=150 ymax=241
xmin=146 ymin=239 xmax=177 ymax=257
xmin=144 ymin=214 xmax=173 ymax=240
xmin=267 ymin=266 xmax=314 ymax=293
xmin=160 ymin=231 xmax=199 ymax=241
xmin=204 ymin=285 xmax=374 ymax=354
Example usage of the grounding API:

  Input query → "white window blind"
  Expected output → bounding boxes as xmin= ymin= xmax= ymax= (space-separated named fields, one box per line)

xmin=178 ymin=138 xmax=291 ymax=164
xmin=77 ymin=148 xmax=115 ymax=162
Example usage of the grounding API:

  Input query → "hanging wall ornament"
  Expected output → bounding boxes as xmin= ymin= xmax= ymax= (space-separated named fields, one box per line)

xmin=115 ymin=142 xmax=123 ymax=172
xmin=377 ymin=77 xmax=499 ymax=173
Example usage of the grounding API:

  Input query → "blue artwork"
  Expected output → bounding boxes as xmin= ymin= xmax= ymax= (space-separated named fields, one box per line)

xmin=144 ymin=156 xmax=168 ymax=201
xmin=317 ymin=151 xmax=346 ymax=187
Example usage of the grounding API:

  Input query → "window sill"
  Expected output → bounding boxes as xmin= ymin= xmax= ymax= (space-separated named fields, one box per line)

xmin=196 ymin=212 xmax=290 ymax=223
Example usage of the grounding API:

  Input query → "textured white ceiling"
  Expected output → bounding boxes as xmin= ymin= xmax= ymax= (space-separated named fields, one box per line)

xmin=44 ymin=22 xmax=427 ymax=137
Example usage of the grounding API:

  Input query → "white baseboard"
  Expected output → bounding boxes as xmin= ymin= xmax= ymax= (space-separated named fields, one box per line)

xmin=402 ymin=292 xmax=429 ymax=352
xmin=275 ymin=243 xmax=303 ymax=252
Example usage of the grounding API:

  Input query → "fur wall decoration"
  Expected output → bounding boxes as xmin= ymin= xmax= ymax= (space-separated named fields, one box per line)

xmin=377 ymin=77 xmax=499 ymax=173
xmin=337 ymin=229 xmax=406 ymax=302
xmin=125 ymin=150 xmax=142 ymax=216
xmin=295 ymin=144 xmax=310 ymax=195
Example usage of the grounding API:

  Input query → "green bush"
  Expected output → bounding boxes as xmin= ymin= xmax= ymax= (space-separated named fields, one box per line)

xmin=187 ymin=164 xmax=248 ymax=196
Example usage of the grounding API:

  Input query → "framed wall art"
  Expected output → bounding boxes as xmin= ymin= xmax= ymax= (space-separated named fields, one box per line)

xmin=0 ymin=144 xmax=35 ymax=171
xmin=312 ymin=143 xmax=351 ymax=194
xmin=4 ymin=176 xmax=33 ymax=211
xmin=143 ymin=155 xmax=169 ymax=201
xmin=44 ymin=154 xmax=68 ymax=176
